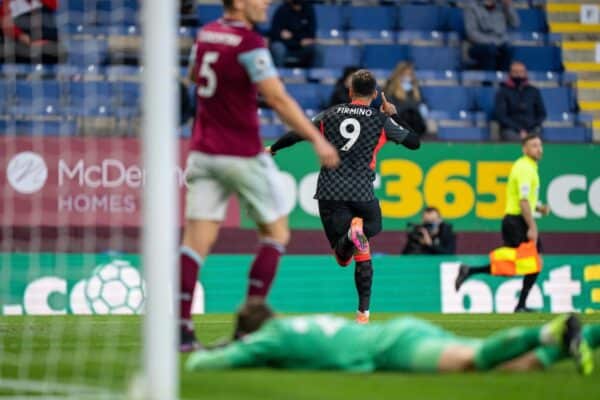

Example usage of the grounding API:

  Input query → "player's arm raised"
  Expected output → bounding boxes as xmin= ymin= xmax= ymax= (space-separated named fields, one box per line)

xmin=380 ymin=92 xmax=421 ymax=150
xmin=257 ymin=77 xmax=339 ymax=168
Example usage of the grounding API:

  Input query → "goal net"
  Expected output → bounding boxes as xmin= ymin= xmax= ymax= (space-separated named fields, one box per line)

xmin=0 ymin=1 xmax=178 ymax=398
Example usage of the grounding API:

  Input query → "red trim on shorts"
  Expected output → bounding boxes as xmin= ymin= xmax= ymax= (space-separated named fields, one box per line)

xmin=369 ymin=129 xmax=387 ymax=170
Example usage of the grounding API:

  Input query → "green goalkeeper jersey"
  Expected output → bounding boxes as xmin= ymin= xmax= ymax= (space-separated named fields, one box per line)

xmin=186 ymin=315 xmax=458 ymax=372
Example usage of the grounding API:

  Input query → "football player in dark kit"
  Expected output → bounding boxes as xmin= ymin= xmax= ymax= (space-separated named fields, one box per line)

xmin=268 ymin=69 xmax=421 ymax=323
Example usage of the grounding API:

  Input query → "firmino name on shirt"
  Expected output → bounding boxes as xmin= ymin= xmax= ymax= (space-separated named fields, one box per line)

xmin=335 ymin=107 xmax=373 ymax=117
xmin=199 ymin=31 xmax=242 ymax=46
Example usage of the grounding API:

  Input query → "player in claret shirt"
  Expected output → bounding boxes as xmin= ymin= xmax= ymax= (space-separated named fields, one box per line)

xmin=268 ymin=69 xmax=420 ymax=324
xmin=179 ymin=0 xmax=339 ymax=352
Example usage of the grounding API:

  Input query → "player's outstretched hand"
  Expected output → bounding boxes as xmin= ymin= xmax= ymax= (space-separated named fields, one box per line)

xmin=314 ymin=137 xmax=340 ymax=168
xmin=380 ymin=92 xmax=397 ymax=116
xmin=265 ymin=146 xmax=276 ymax=156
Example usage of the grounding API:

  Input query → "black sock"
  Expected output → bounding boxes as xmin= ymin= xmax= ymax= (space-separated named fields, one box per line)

xmin=335 ymin=234 xmax=355 ymax=262
xmin=516 ymin=273 xmax=539 ymax=308
xmin=355 ymin=260 xmax=373 ymax=312
xmin=468 ymin=264 xmax=491 ymax=276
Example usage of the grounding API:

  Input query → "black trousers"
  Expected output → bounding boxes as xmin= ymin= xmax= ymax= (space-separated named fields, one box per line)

xmin=318 ymin=199 xmax=382 ymax=248
xmin=502 ymin=214 xmax=543 ymax=253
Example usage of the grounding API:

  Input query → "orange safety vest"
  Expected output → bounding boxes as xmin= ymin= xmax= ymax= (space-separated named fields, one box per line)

xmin=489 ymin=241 xmax=542 ymax=276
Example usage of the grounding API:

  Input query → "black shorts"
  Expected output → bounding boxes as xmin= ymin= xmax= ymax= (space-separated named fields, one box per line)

xmin=502 ymin=215 xmax=543 ymax=253
xmin=318 ymin=199 xmax=382 ymax=249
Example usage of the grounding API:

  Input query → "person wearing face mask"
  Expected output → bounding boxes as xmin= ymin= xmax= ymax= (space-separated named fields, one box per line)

xmin=403 ymin=207 xmax=456 ymax=255
xmin=495 ymin=61 xmax=546 ymax=141
xmin=268 ymin=0 xmax=316 ymax=68
xmin=383 ymin=62 xmax=428 ymax=136
xmin=464 ymin=0 xmax=519 ymax=71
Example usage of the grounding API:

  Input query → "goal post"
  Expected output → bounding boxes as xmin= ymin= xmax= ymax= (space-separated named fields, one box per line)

xmin=141 ymin=0 xmax=179 ymax=399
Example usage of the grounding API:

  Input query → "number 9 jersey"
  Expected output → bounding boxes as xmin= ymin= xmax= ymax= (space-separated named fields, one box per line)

xmin=189 ymin=18 xmax=278 ymax=157
xmin=314 ymin=102 xmax=414 ymax=201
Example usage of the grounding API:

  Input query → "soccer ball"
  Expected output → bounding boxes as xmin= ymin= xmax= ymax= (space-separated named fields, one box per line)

xmin=84 ymin=260 xmax=145 ymax=315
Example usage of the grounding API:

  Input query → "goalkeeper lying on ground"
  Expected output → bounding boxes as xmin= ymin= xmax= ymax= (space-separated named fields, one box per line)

xmin=186 ymin=299 xmax=595 ymax=375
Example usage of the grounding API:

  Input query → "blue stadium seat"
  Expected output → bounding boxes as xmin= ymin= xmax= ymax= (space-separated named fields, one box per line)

xmin=511 ymin=46 xmax=563 ymax=72
xmin=308 ymin=68 xmax=343 ymax=83
xmin=362 ymin=45 xmax=409 ymax=69
xmin=415 ymin=70 xmax=460 ymax=85
xmin=261 ymin=124 xmax=285 ymax=139
xmin=96 ymin=0 xmax=139 ymax=25
xmin=513 ymin=9 xmax=547 ymax=33
xmin=315 ymin=29 xmax=345 ymax=44
xmin=112 ymin=82 xmax=140 ymax=106
xmin=527 ymin=71 xmax=561 ymax=86
xmin=278 ymin=68 xmax=307 ymax=83
xmin=197 ymin=4 xmax=223 ymax=26
xmin=314 ymin=5 xmax=344 ymax=31
xmin=473 ymin=86 xmax=497 ymax=118
xmin=421 ymin=86 xmax=473 ymax=113
xmin=346 ymin=6 xmax=397 ymax=31
xmin=397 ymin=30 xmax=445 ymax=45
xmin=398 ymin=5 xmax=444 ymax=31
xmin=8 ymin=120 xmax=78 ymax=136
xmin=508 ymin=32 xmax=547 ymax=46
xmin=347 ymin=30 xmax=395 ymax=45
xmin=66 ymin=81 xmax=112 ymax=106
xmin=105 ymin=65 xmax=142 ymax=81
xmin=315 ymin=45 xmax=361 ymax=68
xmin=438 ymin=126 xmax=489 ymax=141
xmin=55 ymin=64 xmax=105 ymax=80
xmin=15 ymin=81 xmax=62 ymax=106
xmin=257 ymin=108 xmax=275 ymax=124
xmin=410 ymin=46 xmax=461 ymax=71
xmin=542 ymin=127 xmax=588 ymax=143
xmin=9 ymin=103 xmax=63 ymax=118
xmin=539 ymin=87 xmax=573 ymax=115
xmin=443 ymin=7 xmax=466 ymax=38
xmin=462 ymin=70 xmax=505 ymax=85
xmin=286 ymin=83 xmax=327 ymax=109
xmin=0 ymin=63 xmax=34 ymax=77
xmin=65 ymin=39 xmax=109 ymax=66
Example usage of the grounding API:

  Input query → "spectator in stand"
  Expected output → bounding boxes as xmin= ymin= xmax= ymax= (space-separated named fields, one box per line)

xmin=327 ymin=66 xmax=359 ymax=107
xmin=383 ymin=62 xmax=428 ymax=136
xmin=464 ymin=0 xmax=519 ymax=71
xmin=495 ymin=61 xmax=546 ymax=141
xmin=0 ymin=0 xmax=62 ymax=64
xmin=269 ymin=0 xmax=316 ymax=68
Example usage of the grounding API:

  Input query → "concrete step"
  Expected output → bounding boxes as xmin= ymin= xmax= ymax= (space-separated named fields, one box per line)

xmin=574 ymin=71 xmax=600 ymax=80
xmin=557 ymin=32 xmax=600 ymax=41
xmin=547 ymin=0 xmax=600 ymax=4
xmin=577 ymin=88 xmax=600 ymax=102
xmin=546 ymin=4 xmax=582 ymax=23
xmin=579 ymin=100 xmax=600 ymax=112
xmin=563 ymin=49 xmax=596 ymax=62
xmin=547 ymin=13 xmax=581 ymax=23
xmin=550 ymin=22 xmax=600 ymax=34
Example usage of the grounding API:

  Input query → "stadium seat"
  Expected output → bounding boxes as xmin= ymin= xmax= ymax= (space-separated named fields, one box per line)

xmin=347 ymin=30 xmax=395 ymax=45
xmin=461 ymin=70 xmax=505 ymax=85
xmin=96 ymin=0 xmax=139 ymax=25
xmin=197 ymin=4 xmax=223 ymax=26
xmin=105 ymin=65 xmax=142 ymax=81
xmin=507 ymin=32 xmax=547 ymax=46
xmin=65 ymin=39 xmax=109 ymax=66
xmin=0 ymin=63 xmax=34 ymax=77
xmin=421 ymin=86 xmax=473 ymax=113
xmin=443 ymin=7 xmax=466 ymax=38
xmin=539 ymin=87 xmax=573 ymax=115
xmin=472 ymin=86 xmax=497 ymax=119
xmin=415 ymin=70 xmax=459 ymax=85
xmin=315 ymin=29 xmax=345 ymax=44
xmin=315 ymin=45 xmax=361 ymax=69
xmin=542 ymin=127 xmax=588 ymax=143
xmin=397 ymin=31 xmax=445 ymax=46
xmin=261 ymin=124 xmax=285 ymax=139
xmin=398 ymin=5 xmax=444 ymax=31
xmin=437 ymin=126 xmax=489 ymax=141
xmin=15 ymin=80 xmax=62 ymax=106
xmin=511 ymin=46 xmax=563 ymax=72
xmin=286 ymin=83 xmax=327 ymax=110
xmin=66 ymin=81 xmax=112 ymax=107
xmin=278 ymin=68 xmax=307 ymax=83
xmin=527 ymin=71 xmax=560 ymax=87
xmin=9 ymin=120 xmax=78 ymax=136
xmin=112 ymin=82 xmax=140 ymax=107
xmin=410 ymin=46 xmax=461 ymax=71
xmin=512 ymin=9 xmax=547 ymax=33
xmin=362 ymin=45 xmax=409 ymax=69
xmin=307 ymin=68 xmax=343 ymax=84
xmin=314 ymin=5 xmax=344 ymax=31
xmin=346 ymin=6 xmax=397 ymax=31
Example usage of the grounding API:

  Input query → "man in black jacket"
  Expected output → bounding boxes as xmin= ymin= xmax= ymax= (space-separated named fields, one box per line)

xmin=269 ymin=0 xmax=316 ymax=68
xmin=403 ymin=207 xmax=456 ymax=255
xmin=495 ymin=61 xmax=547 ymax=141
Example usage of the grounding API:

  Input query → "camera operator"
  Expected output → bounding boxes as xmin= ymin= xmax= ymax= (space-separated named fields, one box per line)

xmin=403 ymin=207 xmax=456 ymax=255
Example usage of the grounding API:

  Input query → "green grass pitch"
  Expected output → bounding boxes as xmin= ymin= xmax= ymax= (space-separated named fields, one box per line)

xmin=1 ymin=313 xmax=599 ymax=399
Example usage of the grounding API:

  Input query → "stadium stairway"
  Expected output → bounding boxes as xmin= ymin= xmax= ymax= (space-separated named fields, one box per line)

xmin=547 ymin=1 xmax=600 ymax=140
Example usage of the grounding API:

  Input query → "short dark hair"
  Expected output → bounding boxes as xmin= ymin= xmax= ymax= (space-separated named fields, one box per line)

xmin=522 ymin=133 xmax=541 ymax=145
xmin=232 ymin=298 xmax=275 ymax=339
xmin=351 ymin=69 xmax=377 ymax=97
xmin=424 ymin=206 xmax=440 ymax=215
xmin=222 ymin=0 xmax=234 ymax=10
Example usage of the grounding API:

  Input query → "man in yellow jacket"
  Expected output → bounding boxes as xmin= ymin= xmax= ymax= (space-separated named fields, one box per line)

xmin=455 ymin=134 xmax=550 ymax=312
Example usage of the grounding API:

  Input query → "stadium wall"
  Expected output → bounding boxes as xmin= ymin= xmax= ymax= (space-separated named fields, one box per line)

xmin=2 ymin=253 xmax=599 ymax=315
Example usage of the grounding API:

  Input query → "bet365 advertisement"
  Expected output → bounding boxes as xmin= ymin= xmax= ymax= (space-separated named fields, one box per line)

xmin=1 ymin=137 xmax=598 ymax=232
xmin=2 ymin=253 xmax=599 ymax=315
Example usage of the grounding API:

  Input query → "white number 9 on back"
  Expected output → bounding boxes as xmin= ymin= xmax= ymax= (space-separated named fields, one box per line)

xmin=339 ymin=118 xmax=361 ymax=151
